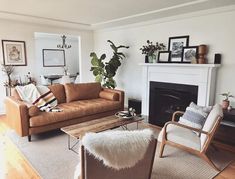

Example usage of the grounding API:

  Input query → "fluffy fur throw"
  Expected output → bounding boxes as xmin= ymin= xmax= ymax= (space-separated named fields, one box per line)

xmin=82 ymin=129 xmax=154 ymax=170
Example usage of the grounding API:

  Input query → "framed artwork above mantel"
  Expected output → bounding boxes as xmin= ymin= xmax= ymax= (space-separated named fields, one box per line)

xmin=43 ymin=49 xmax=65 ymax=67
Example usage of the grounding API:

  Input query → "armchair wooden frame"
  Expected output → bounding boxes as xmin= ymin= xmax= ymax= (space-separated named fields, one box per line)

xmin=159 ymin=111 xmax=223 ymax=171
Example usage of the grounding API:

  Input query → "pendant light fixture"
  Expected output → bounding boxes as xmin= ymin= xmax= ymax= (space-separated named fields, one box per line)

xmin=57 ymin=35 xmax=71 ymax=49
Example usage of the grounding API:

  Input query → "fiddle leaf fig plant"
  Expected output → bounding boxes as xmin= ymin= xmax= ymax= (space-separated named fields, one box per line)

xmin=90 ymin=40 xmax=129 ymax=89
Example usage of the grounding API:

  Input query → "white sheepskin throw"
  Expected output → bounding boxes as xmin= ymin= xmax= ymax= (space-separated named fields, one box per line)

xmin=81 ymin=129 xmax=153 ymax=170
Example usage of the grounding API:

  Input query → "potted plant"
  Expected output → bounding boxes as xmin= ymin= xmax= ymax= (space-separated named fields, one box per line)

xmin=220 ymin=92 xmax=234 ymax=109
xmin=140 ymin=40 xmax=166 ymax=63
xmin=90 ymin=40 xmax=129 ymax=89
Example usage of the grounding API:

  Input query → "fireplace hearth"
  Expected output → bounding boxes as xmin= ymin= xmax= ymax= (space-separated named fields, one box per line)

xmin=149 ymin=81 xmax=198 ymax=127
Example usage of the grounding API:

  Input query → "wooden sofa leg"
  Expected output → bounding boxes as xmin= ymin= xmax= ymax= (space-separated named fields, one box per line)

xmin=201 ymin=154 xmax=220 ymax=171
xmin=28 ymin=135 xmax=31 ymax=142
xmin=159 ymin=142 xmax=165 ymax=158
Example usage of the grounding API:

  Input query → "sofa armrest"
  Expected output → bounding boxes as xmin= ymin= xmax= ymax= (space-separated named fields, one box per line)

xmin=102 ymin=88 xmax=124 ymax=110
xmin=4 ymin=96 xmax=30 ymax=137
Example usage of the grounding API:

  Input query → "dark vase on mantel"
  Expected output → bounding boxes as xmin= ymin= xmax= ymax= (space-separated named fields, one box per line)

xmin=145 ymin=55 xmax=149 ymax=63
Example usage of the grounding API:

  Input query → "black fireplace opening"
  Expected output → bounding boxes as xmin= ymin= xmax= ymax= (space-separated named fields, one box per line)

xmin=149 ymin=81 xmax=198 ymax=127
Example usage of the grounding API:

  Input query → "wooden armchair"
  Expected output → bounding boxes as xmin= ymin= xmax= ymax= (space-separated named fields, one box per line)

xmin=158 ymin=104 xmax=223 ymax=171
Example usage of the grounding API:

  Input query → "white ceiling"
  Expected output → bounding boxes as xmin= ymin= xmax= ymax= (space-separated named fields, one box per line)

xmin=0 ymin=0 xmax=235 ymax=29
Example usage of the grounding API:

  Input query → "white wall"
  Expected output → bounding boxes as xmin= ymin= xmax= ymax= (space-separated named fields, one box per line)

xmin=35 ymin=33 xmax=79 ymax=82
xmin=0 ymin=19 xmax=94 ymax=113
xmin=94 ymin=9 xmax=235 ymax=107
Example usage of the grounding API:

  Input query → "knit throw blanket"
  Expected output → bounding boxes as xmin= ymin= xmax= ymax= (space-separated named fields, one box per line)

xmin=15 ymin=84 xmax=61 ymax=112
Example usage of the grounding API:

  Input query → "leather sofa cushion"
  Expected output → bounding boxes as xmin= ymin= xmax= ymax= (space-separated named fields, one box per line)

xmin=99 ymin=91 xmax=119 ymax=101
xmin=65 ymin=82 xmax=102 ymax=102
xmin=29 ymin=98 xmax=121 ymax=127
xmin=48 ymin=84 xmax=66 ymax=104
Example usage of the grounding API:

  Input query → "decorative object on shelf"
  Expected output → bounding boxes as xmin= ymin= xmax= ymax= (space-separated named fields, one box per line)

xmin=2 ymin=40 xmax=27 ymax=66
xmin=1 ymin=64 xmax=14 ymax=87
xmin=57 ymin=35 xmax=71 ymax=49
xmin=43 ymin=49 xmax=65 ymax=67
xmin=198 ymin=44 xmax=208 ymax=64
xmin=220 ymin=92 xmax=234 ymax=109
xmin=182 ymin=46 xmax=198 ymax=63
xmin=90 ymin=40 xmax=129 ymax=89
xmin=214 ymin=53 xmax=221 ymax=64
xmin=157 ymin=51 xmax=171 ymax=63
xmin=115 ymin=108 xmax=136 ymax=119
xmin=168 ymin=35 xmax=189 ymax=63
xmin=140 ymin=40 xmax=166 ymax=63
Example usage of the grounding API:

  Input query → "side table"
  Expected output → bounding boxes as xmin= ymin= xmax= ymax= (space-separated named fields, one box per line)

xmin=214 ymin=108 xmax=235 ymax=149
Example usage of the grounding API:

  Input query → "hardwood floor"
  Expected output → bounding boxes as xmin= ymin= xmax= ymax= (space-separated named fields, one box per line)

xmin=0 ymin=116 xmax=234 ymax=179
xmin=0 ymin=117 xmax=41 ymax=179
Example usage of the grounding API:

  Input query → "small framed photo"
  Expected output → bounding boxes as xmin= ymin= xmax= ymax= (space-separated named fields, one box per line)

xmin=182 ymin=46 xmax=198 ymax=63
xmin=168 ymin=35 xmax=189 ymax=63
xmin=2 ymin=40 xmax=27 ymax=66
xmin=43 ymin=49 xmax=65 ymax=67
xmin=157 ymin=51 xmax=171 ymax=63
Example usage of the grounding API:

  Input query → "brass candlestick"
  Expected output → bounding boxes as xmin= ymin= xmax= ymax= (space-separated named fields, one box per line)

xmin=198 ymin=45 xmax=207 ymax=64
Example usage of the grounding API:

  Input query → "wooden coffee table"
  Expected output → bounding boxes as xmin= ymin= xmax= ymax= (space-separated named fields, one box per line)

xmin=61 ymin=115 xmax=144 ymax=153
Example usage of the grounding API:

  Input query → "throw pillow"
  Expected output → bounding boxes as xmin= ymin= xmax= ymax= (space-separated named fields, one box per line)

xmin=179 ymin=102 xmax=212 ymax=132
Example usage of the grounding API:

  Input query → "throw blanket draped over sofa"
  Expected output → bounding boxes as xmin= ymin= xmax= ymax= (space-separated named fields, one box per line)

xmin=15 ymin=84 xmax=60 ymax=112
xmin=5 ymin=82 xmax=124 ymax=140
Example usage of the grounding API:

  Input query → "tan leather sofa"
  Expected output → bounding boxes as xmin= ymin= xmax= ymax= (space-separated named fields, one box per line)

xmin=5 ymin=82 xmax=124 ymax=141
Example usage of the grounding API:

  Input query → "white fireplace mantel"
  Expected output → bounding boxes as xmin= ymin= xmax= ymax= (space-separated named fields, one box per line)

xmin=139 ymin=63 xmax=220 ymax=115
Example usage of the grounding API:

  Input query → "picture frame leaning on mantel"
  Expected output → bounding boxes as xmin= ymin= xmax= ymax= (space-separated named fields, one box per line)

xmin=168 ymin=35 xmax=189 ymax=63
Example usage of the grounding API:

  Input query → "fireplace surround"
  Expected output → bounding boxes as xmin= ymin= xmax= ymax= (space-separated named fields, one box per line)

xmin=140 ymin=63 xmax=220 ymax=125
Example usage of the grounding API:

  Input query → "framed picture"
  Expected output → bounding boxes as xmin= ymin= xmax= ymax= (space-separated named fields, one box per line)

xmin=43 ymin=49 xmax=65 ymax=67
xmin=182 ymin=46 xmax=198 ymax=63
xmin=2 ymin=40 xmax=27 ymax=66
xmin=168 ymin=35 xmax=189 ymax=63
xmin=157 ymin=51 xmax=171 ymax=63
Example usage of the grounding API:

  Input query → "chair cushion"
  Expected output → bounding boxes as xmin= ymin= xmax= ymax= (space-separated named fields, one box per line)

xmin=29 ymin=98 xmax=121 ymax=127
xmin=158 ymin=123 xmax=201 ymax=151
xmin=65 ymin=82 xmax=102 ymax=102
xmin=48 ymin=84 xmax=66 ymax=104
xmin=200 ymin=104 xmax=223 ymax=147
xmin=179 ymin=102 xmax=211 ymax=131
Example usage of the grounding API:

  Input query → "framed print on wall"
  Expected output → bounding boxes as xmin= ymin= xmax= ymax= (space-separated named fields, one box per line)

xmin=157 ymin=51 xmax=171 ymax=63
xmin=182 ymin=46 xmax=198 ymax=63
xmin=2 ymin=40 xmax=27 ymax=66
xmin=168 ymin=35 xmax=189 ymax=63
xmin=43 ymin=49 xmax=65 ymax=67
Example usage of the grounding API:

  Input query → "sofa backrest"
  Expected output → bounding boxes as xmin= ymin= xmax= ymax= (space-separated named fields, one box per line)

xmin=48 ymin=84 xmax=66 ymax=104
xmin=64 ymin=82 xmax=102 ymax=103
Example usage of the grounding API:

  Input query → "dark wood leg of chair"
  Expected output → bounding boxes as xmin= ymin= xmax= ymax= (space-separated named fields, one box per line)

xmin=159 ymin=142 xmax=165 ymax=158
xmin=28 ymin=135 xmax=31 ymax=142
xmin=201 ymin=154 xmax=220 ymax=171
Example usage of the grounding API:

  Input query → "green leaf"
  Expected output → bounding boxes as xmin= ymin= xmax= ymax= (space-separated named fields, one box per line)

xmin=100 ymin=54 xmax=106 ymax=60
xmin=91 ymin=58 xmax=99 ymax=66
xmin=95 ymin=75 xmax=102 ymax=83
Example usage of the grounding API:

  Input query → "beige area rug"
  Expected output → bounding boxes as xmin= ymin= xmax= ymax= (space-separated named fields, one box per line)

xmin=5 ymin=123 xmax=235 ymax=179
